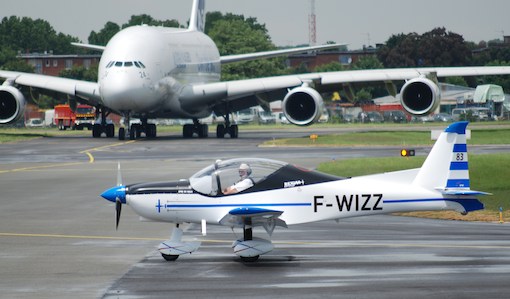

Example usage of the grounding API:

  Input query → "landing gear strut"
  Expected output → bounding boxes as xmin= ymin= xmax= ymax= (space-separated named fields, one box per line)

xmin=92 ymin=106 xmax=115 ymax=138
xmin=240 ymin=226 xmax=259 ymax=262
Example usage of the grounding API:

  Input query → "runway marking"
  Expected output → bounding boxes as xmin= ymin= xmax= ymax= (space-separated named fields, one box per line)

xmin=0 ymin=141 xmax=136 ymax=172
xmin=1 ymin=233 xmax=510 ymax=250
xmin=80 ymin=140 xmax=136 ymax=153
xmin=0 ymin=162 xmax=85 ymax=174
xmin=83 ymin=151 xmax=94 ymax=163
xmin=0 ymin=232 xmax=162 ymax=241
xmin=79 ymin=140 xmax=136 ymax=163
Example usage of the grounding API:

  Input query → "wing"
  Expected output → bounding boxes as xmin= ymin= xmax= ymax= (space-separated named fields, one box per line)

xmin=71 ymin=42 xmax=106 ymax=52
xmin=219 ymin=207 xmax=288 ymax=235
xmin=0 ymin=70 xmax=102 ymax=105
xmin=181 ymin=66 xmax=510 ymax=122
xmin=220 ymin=43 xmax=346 ymax=64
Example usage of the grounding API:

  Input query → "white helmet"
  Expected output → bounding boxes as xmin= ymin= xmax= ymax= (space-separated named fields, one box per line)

xmin=239 ymin=163 xmax=252 ymax=175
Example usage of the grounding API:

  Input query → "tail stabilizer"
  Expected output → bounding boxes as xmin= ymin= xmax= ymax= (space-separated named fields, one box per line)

xmin=413 ymin=121 xmax=488 ymax=195
xmin=188 ymin=0 xmax=206 ymax=32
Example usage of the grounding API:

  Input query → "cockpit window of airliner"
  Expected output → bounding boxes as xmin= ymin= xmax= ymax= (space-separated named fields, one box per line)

xmin=125 ymin=62 xmax=133 ymax=67
xmin=115 ymin=61 xmax=123 ymax=67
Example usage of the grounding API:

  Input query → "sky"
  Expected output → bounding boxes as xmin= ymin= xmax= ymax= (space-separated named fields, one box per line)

xmin=1 ymin=0 xmax=509 ymax=50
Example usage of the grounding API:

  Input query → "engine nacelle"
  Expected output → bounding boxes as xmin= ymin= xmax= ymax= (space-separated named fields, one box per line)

xmin=400 ymin=77 xmax=441 ymax=116
xmin=282 ymin=86 xmax=324 ymax=126
xmin=0 ymin=86 xmax=26 ymax=124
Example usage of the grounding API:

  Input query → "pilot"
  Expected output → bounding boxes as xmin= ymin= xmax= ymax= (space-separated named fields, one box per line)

xmin=223 ymin=163 xmax=254 ymax=195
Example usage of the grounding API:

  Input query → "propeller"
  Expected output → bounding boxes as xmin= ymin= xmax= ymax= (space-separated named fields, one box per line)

xmin=115 ymin=162 xmax=123 ymax=230
xmin=100 ymin=162 xmax=127 ymax=230
xmin=115 ymin=198 xmax=122 ymax=230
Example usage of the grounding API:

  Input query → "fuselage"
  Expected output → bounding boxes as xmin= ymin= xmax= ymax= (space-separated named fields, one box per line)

xmin=98 ymin=26 xmax=221 ymax=118
xmin=125 ymin=176 xmax=472 ymax=227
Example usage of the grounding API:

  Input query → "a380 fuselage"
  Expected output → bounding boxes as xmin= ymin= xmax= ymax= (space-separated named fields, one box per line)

xmin=98 ymin=26 xmax=221 ymax=119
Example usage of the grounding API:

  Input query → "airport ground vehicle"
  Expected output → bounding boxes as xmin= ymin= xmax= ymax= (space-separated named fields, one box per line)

xmin=54 ymin=104 xmax=95 ymax=130
xmin=452 ymin=107 xmax=491 ymax=122
xmin=25 ymin=118 xmax=44 ymax=127
xmin=383 ymin=110 xmax=407 ymax=123
xmin=359 ymin=111 xmax=384 ymax=123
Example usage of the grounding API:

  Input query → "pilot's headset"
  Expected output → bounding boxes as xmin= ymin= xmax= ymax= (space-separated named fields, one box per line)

xmin=239 ymin=163 xmax=252 ymax=177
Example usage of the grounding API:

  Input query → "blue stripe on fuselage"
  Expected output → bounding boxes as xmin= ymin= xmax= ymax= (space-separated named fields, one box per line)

xmin=162 ymin=203 xmax=311 ymax=209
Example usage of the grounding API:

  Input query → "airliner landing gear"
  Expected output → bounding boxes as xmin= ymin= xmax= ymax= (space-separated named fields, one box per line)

xmin=92 ymin=107 xmax=115 ymax=138
xmin=131 ymin=118 xmax=157 ymax=139
xmin=216 ymin=113 xmax=238 ymax=138
xmin=118 ymin=113 xmax=130 ymax=141
xmin=118 ymin=114 xmax=157 ymax=140
xmin=182 ymin=119 xmax=208 ymax=138
xmin=157 ymin=224 xmax=201 ymax=262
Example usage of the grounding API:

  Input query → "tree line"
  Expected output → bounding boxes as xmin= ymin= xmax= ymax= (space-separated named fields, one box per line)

xmin=0 ymin=13 xmax=509 ymax=100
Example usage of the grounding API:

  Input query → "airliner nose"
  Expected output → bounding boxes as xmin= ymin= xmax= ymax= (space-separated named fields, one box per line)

xmin=101 ymin=185 xmax=127 ymax=204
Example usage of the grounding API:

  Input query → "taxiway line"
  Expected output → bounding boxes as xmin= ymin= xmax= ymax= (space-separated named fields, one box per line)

xmin=0 ymin=162 xmax=85 ymax=174
xmin=79 ymin=140 xmax=136 ymax=163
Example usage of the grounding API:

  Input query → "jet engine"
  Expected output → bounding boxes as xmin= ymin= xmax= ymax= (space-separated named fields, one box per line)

xmin=0 ymin=86 xmax=26 ymax=124
xmin=282 ymin=86 xmax=324 ymax=126
xmin=400 ymin=77 xmax=441 ymax=116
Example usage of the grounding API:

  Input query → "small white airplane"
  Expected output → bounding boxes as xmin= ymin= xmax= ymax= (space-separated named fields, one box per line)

xmin=1 ymin=0 xmax=510 ymax=140
xmin=101 ymin=121 xmax=487 ymax=262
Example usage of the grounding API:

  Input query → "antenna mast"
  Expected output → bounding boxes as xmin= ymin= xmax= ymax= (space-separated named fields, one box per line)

xmin=308 ymin=0 xmax=317 ymax=46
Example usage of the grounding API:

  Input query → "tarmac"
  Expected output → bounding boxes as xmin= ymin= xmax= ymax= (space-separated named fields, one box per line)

xmin=0 ymin=129 xmax=509 ymax=298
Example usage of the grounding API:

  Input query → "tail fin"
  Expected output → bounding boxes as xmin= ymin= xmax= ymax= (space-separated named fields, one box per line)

xmin=188 ymin=0 xmax=206 ymax=32
xmin=413 ymin=121 xmax=488 ymax=195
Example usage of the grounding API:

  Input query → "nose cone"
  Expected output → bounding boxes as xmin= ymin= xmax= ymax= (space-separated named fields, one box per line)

xmin=101 ymin=185 xmax=127 ymax=204
xmin=101 ymin=72 xmax=143 ymax=110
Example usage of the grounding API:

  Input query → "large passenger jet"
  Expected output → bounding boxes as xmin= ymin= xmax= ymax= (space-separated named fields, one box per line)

xmin=1 ymin=0 xmax=510 ymax=140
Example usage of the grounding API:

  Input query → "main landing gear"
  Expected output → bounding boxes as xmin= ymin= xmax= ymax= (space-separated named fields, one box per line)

xmin=92 ymin=106 xmax=115 ymax=138
xmin=232 ymin=225 xmax=274 ymax=263
xmin=182 ymin=119 xmax=209 ymax=138
xmin=216 ymin=112 xmax=238 ymax=139
xmin=157 ymin=224 xmax=201 ymax=262
xmin=156 ymin=223 xmax=274 ymax=262
xmin=182 ymin=110 xmax=239 ymax=139
xmin=118 ymin=114 xmax=157 ymax=141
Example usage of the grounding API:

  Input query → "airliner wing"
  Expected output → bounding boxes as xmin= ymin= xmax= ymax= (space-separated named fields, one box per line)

xmin=220 ymin=43 xmax=346 ymax=64
xmin=182 ymin=66 xmax=510 ymax=114
xmin=0 ymin=70 xmax=102 ymax=104
xmin=71 ymin=42 xmax=106 ymax=52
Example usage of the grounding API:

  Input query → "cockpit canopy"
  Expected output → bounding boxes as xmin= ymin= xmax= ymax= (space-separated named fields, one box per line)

xmin=190 ymin=158 xmax=287 ymax=195
xmin=189 ymin=158 xmax=342 ymax=196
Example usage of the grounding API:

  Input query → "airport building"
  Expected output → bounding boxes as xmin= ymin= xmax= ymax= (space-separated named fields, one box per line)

xmin=287 ymin=46 xmax=379 ymax=70
xmin=17 ymin=52 xmax=101 ymax=76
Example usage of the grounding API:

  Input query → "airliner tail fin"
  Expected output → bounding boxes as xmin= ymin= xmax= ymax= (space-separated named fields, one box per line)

xmin=189 ymin=0 xmax=206 ymax=32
